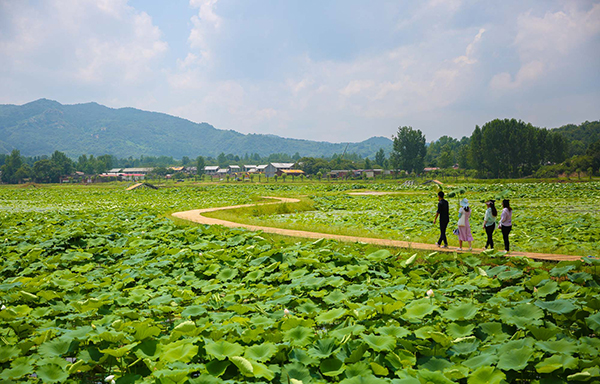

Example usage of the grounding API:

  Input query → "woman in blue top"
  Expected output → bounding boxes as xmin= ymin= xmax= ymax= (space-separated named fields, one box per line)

xmin=482 ymin=200 xmax=497 ymax=249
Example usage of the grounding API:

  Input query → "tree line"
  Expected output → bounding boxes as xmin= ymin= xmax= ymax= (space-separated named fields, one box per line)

xmin=388 ymin=119 xmax=598 ymax=178
xmin=1 ymin=119 xmax=598 ymax=184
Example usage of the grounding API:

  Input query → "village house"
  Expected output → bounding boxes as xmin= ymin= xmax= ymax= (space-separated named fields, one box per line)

xmin=256 ymin=164 xmax=268 ymax=174
xmin=264 ymin=163 xmax=295 ymax=178
xmin=204 ymin=166 xmax=219 ymax=176
xmin=122 ymin=167 xmax=153 ymax=175
xmin=216 ymin=168 xmax=229 ymax=178
xmin=281 ymin=169 xmax=305 ymax=177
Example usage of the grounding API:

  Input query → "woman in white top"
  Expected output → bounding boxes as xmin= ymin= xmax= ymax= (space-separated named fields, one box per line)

xmin=498 ymin=199 xmax=512 ymax=252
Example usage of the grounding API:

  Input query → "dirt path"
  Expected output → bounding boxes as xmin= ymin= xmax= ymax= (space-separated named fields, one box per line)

xmin=172 ymin=197 xmax=582 ymax=262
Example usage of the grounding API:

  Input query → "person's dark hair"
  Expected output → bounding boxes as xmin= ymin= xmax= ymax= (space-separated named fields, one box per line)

xmin=463 ymin=206 xmax=470 ymax=212
xmin=502 ymin=199 xmax=512 ymax=212
xmin=438 ymin=191 xmax=444 ymax=198
xmin=490 ymin=201 xmax=498 ymax=217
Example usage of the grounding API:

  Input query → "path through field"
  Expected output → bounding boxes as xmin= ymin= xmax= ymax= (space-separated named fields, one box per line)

xmin=172 ymin=196 xmax=582 ymax=262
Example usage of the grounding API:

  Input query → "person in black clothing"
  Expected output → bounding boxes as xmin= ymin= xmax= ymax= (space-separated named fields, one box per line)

xmin=433 ymin=191 xmax=449 ymax=248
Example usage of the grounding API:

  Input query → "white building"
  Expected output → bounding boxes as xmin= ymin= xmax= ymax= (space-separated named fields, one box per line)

xmin=264 ymin=163 xmax=295 ymax=178
xmin=204 ymin=166 xmax=219 ymax=176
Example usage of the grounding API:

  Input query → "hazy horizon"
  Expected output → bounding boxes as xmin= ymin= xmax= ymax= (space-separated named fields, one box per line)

xmin=1 ymin=0 xmax=599 ymax=143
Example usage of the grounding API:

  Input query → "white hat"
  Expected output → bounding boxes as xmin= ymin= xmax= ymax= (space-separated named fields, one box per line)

xmin=460 ymin=198 xmax=469 ymax=207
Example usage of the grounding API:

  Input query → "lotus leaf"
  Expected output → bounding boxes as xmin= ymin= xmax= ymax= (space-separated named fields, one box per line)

xmin=418 ymin=356 xmax=452 ymax=371
xmin=153 ymin=368 xmax=193 ymax=382
xmin=499 ymin=303 xmax=544 ymax=328
xmin=536 ymin=338 xmax=578 ymax=355
xmin=535 ymin=299 xmax=578 ymax=314
xmin=374 ymin=325 xmax=410 ymax=338
xmin=402 ymin=298 xmax=437 ymax=320
xmin=442 ymin=303 xmax=479 ymax=321
xmin=250 ymin=360 xmax=275 ymax=380
xmin=320 ymin=357 xmax=346 ymax=376
xmin=370 ymin=361 xmax=389 ymax=376
xmin=496 ymin=346 xmax=534 ymax=371
xmin=100 ymin=343 xmax=138 ymax=358
xmin=567 ymin=366 xmax=600 ymax=381
xmin=550 ymin=264 xmax=576 ymax=277
xmin=229 ymin=355 xmax=253 ymax=376
xmin=174 ymin=320 xmax=197 ymax=334
xmin=497 ymin=268 xmax=523 ymax=281
xmin=36 ymin=363 xmax=69 ymax=383
xmin=0 ymin=358 xmax=34 ymax=380
xmin=0 ymin=345 xmax=21 ymax=363
xmin=585 ymin=311 xmax=600 ymax=332
xmin=339 ymin=374 xmax=389 ymax=384
xmin=450 ymin=340 xmax=479 ymax=356
xmin=308 ymin=338 xmax=338 ymax=358
xmin=536 ymin=280 xmax=559 ymax=297
xmin=467 ymin=366 xmax=506 ymax=384
xmin=360 ymin=334 xmax=395 ymax=352
xmin=446 ymin=323 xmax=475 ymax=338
xmin=316 ymin=307 xmax=347 ymax=323
xmin=462 ymin=352 xmax=498 ymax=369
xmin=189 ymin=373 xmax=225 ymax=384
xmin=388 ymin=349 xmax=416 ymax=368
xmin=323 ymin=290 xmax=348 ymax=305
xmin=535 ymin=354 xmax=579 ymax=373
xmin=161 ymin=339 xmax=199 ymax=363
xmin=284 ymin=326 xmax=313 ymax=347
xmin=38 ymin=338 xmax=72 ymax=358
xmin=417 ymin=369 xmax=454 ymax=384
xmin=206 ymin=359 xmax=230 ymax=377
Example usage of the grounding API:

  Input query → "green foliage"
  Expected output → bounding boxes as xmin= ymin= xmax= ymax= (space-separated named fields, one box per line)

xmin=470 ymin=119 xmax=568 ymax=178
xmin=392 ymin=126 xmax=427 ymax=173
xmin=0 ymin=182 xmax=599 ymax=383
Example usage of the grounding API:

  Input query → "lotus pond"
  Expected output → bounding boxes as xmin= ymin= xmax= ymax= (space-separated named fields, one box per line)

xmin=0 ymin=182 xmax=599 ymax=383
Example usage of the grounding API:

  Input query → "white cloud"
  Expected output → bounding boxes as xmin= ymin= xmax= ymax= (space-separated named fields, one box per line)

xmin=187 ymin=0 xmax=221 ymax=64
xmin=0 ymin=0 xmax=167 ymax=89
xmin=340 ymin=80 xmax=375 ymax=97
xmin=454 ymin=28 xmax=485 ymax=65
xmin=490 ymin=60 xmax=545 ymax=91
xmin=490 ymin=3 xmax=600 ymax=92
xmin=515 ymin=3 xmax=600 ymax=61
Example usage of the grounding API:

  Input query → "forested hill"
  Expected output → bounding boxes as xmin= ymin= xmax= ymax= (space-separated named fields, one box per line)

xmin=0 ymin=99 xmax=392 ymax=159
xmin=553 ymin=121 xmax=600 ymax=155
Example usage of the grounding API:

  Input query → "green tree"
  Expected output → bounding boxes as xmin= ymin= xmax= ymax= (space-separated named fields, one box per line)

xmin=33 ymin=159 xmax=54 ymax=183
xmin=196 ymin=156 xmax=205 ymax=177
xmin=50 ymin=151 xmax=74 ymax=177
xmin=375 ymin=148 xmax=386 ymax=168
xmin=217 ymin=152 xmax=227 ymax=167
xmin=439 ymin=151 xmax=453 ymax=169
xmin=587 ymin=139 xmax=600 ymax=172
xmin=0 ymin=149 xmax=23 ymax=183
xmin=14 ymin=164 xmax=31 ymax=183
xmin=181 ymin=156 xmax=190 ymax=166
xmin=392 ymin=126 xmax=426 ymax=174
xmin=364 ymin=158 xmax=372 ymax=169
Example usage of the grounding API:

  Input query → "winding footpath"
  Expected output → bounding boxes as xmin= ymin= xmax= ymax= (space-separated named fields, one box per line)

xmin=172 ymin=196 xmax=582 ymax=262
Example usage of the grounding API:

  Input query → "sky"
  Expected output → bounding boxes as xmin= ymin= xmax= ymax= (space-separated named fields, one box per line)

xmin=0 ymin=0 xmax=599 ymax=143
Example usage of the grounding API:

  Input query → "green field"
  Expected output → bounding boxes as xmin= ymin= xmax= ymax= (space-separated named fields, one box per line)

xmin=0 ymin=181 xmax=599 ymax=383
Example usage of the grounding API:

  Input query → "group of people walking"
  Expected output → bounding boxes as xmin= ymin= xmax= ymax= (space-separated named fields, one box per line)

xmin=433 ymin=191 xmax=513 ymax=252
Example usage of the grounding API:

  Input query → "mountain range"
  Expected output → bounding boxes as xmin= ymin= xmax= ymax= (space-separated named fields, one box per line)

xmin=0 ymin=99 xmax=393 ymax=159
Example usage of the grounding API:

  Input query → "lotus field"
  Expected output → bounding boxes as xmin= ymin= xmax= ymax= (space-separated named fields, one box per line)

xmin=0 ymin=182 xmax=599 ymax=383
